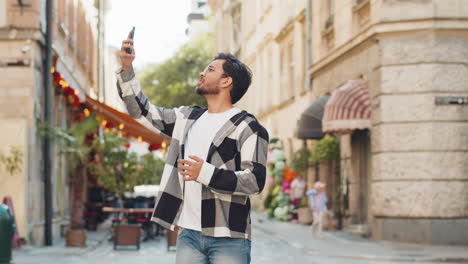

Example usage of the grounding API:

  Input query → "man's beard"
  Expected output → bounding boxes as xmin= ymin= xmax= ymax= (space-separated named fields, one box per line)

xmin=196 ymin=85 xmax=220 ymax=96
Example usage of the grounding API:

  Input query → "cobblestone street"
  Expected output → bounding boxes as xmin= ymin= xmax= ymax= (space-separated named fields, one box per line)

xmin=12 ymin=212 xmax=468 ymax=264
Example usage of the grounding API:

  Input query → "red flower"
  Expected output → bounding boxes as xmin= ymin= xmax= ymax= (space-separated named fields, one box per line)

xmin=72 ymin=95 xmax=81 ymax=107
xmin=148 ymin=143 xmax=161 ymax=152
xmin=123 ymin=143 xmax=130 ymax=149
xmin=74 ymin=113 xmax=85 ymax=121
xmin=105 ymin=122 xmax=114 ymax=129
xmin=85 ymin=133 xmax=96 ymax=142
xmin=53 ymin=72 xmax=62 ymax=83
xmin=63 ymin=86 xmax=74 ymax=96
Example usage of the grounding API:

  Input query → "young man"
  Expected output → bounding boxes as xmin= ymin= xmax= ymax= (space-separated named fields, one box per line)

xmin=117 ymin=34 xmax=268 ymax=264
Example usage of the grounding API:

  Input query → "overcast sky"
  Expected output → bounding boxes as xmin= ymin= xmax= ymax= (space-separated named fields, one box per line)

xmin=106 ymin=0 xmax=191 ymax=69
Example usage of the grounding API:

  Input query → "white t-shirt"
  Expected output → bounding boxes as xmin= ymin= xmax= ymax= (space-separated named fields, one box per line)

xmin=177 ymin=107 xmax=241 ymax=231
xmin=291 ymin=178 xmax=306 ymax=199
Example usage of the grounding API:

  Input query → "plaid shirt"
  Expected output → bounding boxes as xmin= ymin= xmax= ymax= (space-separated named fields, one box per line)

xmin=116 ymin=67 xmax=269 ymax=240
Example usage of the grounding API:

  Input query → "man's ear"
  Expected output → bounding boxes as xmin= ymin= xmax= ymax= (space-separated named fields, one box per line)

xmin=221 ymin=76 xmax=233 ymax=89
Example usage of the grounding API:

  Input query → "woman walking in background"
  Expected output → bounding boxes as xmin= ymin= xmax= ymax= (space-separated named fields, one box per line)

xmin=290 ymin=174 xmax=306 ymax=222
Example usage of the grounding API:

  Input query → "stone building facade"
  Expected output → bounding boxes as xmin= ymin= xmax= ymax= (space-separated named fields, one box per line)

xmin=208 ymin=0 xmax=468 ymax=245
xmin=0 ymin=0 xmax=99 ymax=245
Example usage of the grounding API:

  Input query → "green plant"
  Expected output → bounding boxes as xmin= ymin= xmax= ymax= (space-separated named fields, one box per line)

xmin=36 ymin=114 xmax=100 ymax=231
xmin=289 ymin=146 xmax=311 ymax=176
xmin=139 ymin=32 xmax=214 ymax=109
xmin=36 ymin=114 xmax=100 ymax=166
xmin=263 ymin=192 xmax=273 ymax=209
xmin=0 ymin=146 xmax=23 ymax=176
xmin=310 ymin=135 xmax=340 ymax=163
xmin=139 ymin=153 xmax=165 ymax=185
xmin=89 ymin=132 xmax=135 ymax=195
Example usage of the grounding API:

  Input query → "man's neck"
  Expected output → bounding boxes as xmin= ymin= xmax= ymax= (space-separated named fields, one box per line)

xmin=206 ymin=96 xmax=234 ymax=113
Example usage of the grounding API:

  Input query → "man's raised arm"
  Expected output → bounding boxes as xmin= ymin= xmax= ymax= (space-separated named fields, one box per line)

xmin=116 ymin=32 xmax=178 ymax=139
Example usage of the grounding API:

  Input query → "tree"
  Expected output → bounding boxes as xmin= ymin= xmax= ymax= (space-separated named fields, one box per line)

xmin=138 ymin=32 xmax=214 ymax=109
xmin=89 ymin=132 xmax=139 ymax=196
xmin=139 ymin=153 xmax=165 ymax=185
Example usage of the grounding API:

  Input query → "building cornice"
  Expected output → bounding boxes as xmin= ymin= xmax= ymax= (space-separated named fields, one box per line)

xmin=0 ymin=27 xmax=43 ymax=41
xmin=295 ymin=9 xmax=306 ymax=23
xmin=257 ymin=32 xmax=273 ymax=53
xmin=274 ymin=19 xmax=294 ymax=42
xmin=308 ymin=18 xmax=468 ymax=76
xmin=274 ymin=8 xmax=306 ymax=43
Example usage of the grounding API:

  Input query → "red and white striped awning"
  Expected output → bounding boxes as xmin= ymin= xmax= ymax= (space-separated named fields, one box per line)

xmin=323 ymin=79 xmax=372 ymax=133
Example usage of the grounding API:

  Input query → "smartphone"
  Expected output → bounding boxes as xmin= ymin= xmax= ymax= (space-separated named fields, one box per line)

xmin=125 ymin=27 xmax=135 ymax=54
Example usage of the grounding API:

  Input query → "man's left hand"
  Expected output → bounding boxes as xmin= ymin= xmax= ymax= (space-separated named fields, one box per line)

xmin=177 ymin=156 xmax=204 ymax=181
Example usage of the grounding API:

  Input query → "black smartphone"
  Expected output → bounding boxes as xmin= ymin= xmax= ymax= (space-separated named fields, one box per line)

xmin=125 ymin=27 xmax=135 ymax=54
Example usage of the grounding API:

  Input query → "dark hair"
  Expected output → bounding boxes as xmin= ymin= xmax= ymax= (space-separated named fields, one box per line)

xmin=214 ymin=52 xmax=252 ymax=104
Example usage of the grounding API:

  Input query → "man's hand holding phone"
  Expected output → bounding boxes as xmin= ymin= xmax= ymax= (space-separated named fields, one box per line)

xmin=120 ymin=27 xmax=135 ymax=72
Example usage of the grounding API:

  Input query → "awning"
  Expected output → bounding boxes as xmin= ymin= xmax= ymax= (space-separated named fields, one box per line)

xmin=52 ymin=57 xmax=169 ymax=148
xmin=296 ymin=96 xmax=329 ymax=139
xmin=55 ymin=59 xmax=86 ymax=101
xmin=323 ymin=79 xmax=371 ymax=133
xmin=85 ymin=95 xmax=169 ymax=145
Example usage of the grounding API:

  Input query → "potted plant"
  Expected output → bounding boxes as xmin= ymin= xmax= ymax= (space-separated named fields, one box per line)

xmin=37 ymin=114 xmax=100 ymax=247
xmin=289 ymin=142 xmax=314 ymax=224
xmin=264 ymin=147 xmax=290 ymax=220
xmin=289 ymin=142 xmax=311 ymax=180
xmin=309 ymin=135 xmax=342 ymax=229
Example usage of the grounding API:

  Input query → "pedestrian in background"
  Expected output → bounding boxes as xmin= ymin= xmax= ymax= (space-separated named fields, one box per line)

xmin=306 ymin=181 xmax=328 ymax=239
xmin=290 ymin=174 xmax=306 ymax=222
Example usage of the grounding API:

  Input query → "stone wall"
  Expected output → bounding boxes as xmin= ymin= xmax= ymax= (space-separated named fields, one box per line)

xmin=371 ymin=30 xmax=468 ymax=245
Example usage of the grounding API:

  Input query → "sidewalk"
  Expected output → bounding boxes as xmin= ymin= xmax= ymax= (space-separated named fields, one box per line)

xmin=251 ymin=211 xmax=468 ymax=263
xmin=13 ymin=220 xmax=111 ymax=258
xmin=12 ymin=212 xmax=468 ymax=264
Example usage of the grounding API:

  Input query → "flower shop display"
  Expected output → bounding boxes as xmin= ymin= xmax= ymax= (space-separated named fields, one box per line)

xmin=264 ymin=147 xmax=294 ymax=221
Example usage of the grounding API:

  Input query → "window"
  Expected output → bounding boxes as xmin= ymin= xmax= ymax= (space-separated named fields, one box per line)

xmin=288 ymin=41 xmax=294 ymax=99
xmin=231 ymin=5 xmax=241 ymax=53
xmin=87 ymin=23 xmax=95 ymax=80
xmin=76 ymin=3 xmax=88 ymax=66
xmin=280 ymin=48 xmax=287 ymax=100
xmin=300 ymin=20 xmax=307 ymax=93
xmin=68 ymin=0 xmax=76 ymax=47
xmin=321 ymin=0 xmax=335 ymax=50
xmin=279 ymin=34 xmax=295 ymax=103
xmin=0 ymin=0 xmax=6 ymax=27
xmin=324 ymin=0 xmax=334 ymax=29
xmin=259 ymin=50 xmax=265 ymax=112
xmin=58 ymin=0 xmax=66 ymax=22
xmin=266 ymin=45 xmax=273 ymax=108
xmin=58 ymin=0 xmax=69 ymax=37
xmin=327 ymin=0 xmax=335 ymax=17
xmin=352 ymin=0 xmax=371 ymax=29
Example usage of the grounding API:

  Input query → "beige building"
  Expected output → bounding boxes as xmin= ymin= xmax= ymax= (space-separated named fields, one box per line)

xmin=0 ymin=0 xmax=99 ymax=245
xmin=209 ymin=0 xmax=468 ymax=245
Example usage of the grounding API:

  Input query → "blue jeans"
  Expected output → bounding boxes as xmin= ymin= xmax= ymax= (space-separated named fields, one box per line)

xmin=176 ymin=229 xmax=251 ymax=264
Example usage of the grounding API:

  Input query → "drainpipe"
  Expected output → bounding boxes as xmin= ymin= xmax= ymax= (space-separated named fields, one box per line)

xmin=43 ymin=0 xmax=53 ymax=246
xmin=97 ymin=0 xmax=105 ymax=101
xmin=305 ymin=0 xmax=312 ymax=90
